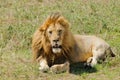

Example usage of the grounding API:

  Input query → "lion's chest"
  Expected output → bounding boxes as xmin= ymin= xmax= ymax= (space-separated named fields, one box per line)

xmin=47 ymin=54 xmax=67 ymax=67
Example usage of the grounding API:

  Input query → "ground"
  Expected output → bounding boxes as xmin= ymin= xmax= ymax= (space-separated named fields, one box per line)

xmin=0 ymin=0 xmax=120 ymax=80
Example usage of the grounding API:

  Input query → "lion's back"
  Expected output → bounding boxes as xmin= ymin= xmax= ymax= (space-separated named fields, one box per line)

xmin=74 ymin=35 xmax=110 ymax=52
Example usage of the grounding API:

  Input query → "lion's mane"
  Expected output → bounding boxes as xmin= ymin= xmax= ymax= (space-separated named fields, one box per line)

xmin=32 ymin=13 xmax=76 ymax=67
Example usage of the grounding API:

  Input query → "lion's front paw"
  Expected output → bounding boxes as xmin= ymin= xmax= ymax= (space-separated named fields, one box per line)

xmin=50 ymin=65 xmax=63 ymax=74
xmin=39 ymin=59 xmax=50 ymax=72
xmin=50 ymin=62 xmax=70 ymax=74
xmin=39 ymin=64 xmax=49 ymax=72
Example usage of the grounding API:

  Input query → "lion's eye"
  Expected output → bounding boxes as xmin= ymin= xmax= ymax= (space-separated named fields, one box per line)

xmin=49 ymin=31 xmax=52 ymax=34
xmin=58 ymin=30 xmax=62 ymax=35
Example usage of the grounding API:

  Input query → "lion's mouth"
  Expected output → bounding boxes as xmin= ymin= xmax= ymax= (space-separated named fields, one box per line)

xmin=52 ymin=45 xmax=62 ymax=48
xmin=52 ymin=44 xmax=62 ymax=53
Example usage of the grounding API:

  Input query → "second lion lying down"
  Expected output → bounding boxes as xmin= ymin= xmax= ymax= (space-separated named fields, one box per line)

xmin=32 ymin=13 xmax=115 ymax=73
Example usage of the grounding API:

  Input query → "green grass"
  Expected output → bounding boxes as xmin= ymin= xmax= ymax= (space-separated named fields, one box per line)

xmin=0 ymin=0 xmax=120 ymax=80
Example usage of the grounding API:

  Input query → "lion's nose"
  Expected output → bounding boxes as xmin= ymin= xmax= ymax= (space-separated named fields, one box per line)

xmin=53 ymin=39 xmax=59 ymax=43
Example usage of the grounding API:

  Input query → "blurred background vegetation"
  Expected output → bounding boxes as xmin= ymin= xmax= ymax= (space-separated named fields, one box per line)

xmin=0 ymin=0 xmax=120 ymax=80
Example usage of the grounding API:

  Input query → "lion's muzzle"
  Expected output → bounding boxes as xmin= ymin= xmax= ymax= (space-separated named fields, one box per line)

xmin=52 ymin=44 xmax=62 ymax=48
xmin=52 ymin=43 xmax=62 ymax=53
xmin=51 ymin=38 xmax=62 ymax=53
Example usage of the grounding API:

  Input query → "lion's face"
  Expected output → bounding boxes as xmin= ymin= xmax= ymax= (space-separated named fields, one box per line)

xmin=46 ymin=23 xmax=65 ymax=53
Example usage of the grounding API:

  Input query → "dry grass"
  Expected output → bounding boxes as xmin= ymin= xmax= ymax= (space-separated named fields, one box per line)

xmin=0 ymin=0 xmax=120 ymax=80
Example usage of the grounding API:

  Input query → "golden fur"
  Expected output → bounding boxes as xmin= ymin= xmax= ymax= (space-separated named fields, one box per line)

xmin=32 ymin=12 xmax=115 ymax=73
xmin=32 ymin=13 xmax=75 ymax=68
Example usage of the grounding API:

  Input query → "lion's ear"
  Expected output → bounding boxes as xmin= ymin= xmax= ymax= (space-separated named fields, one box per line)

xmin=58 ymin=17 xmax=70 ymax=28
xmin=39 ymin=15 xmax=54 ymax=32
xmin=39 ymin=17 xmax=51 ymax=32
xmin=39 ymin=25 xmax=47 ymax=32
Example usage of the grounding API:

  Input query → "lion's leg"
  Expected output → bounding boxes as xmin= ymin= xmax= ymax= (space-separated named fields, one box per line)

xmin=39 ymin=57 xmax=50 ymax=72
xmin=50 ymin=61 xmax=70 ymax=74
xmin=84 ymin=57 xmax=97 ymax=67
xmin=85 ymin=47 xmax=106 ymax=67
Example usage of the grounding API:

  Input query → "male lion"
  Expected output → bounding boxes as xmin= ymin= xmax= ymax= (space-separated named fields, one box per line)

xmin=32 ymin=12 xmax=115 ymax=73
